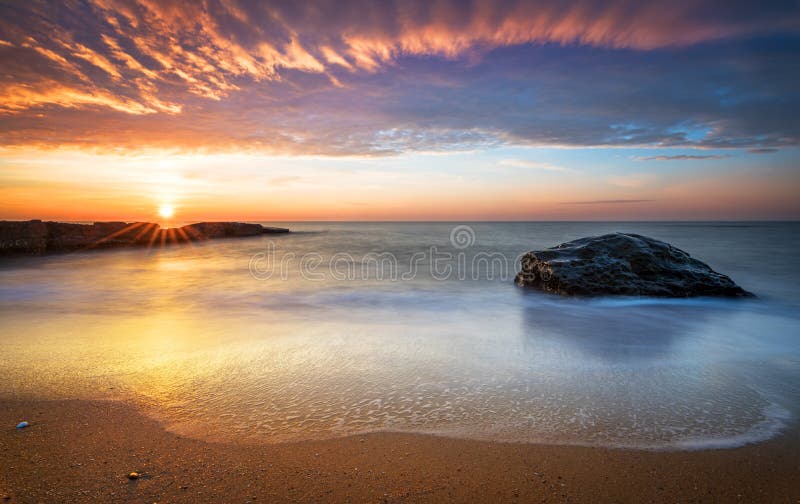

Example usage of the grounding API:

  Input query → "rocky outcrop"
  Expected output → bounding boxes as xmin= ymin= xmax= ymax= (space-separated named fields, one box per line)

xmin=515 ymin=233 xmax=753 ymax=297
xmin=44 ymin=221 xmax=141 ymax=251
xmin=0 ymin=220 xmax=48 ymax=254
xmin=0 ymin=220 xmax=289 ymax=256
xmin=183 ymin=222 xmax=280 ymax=239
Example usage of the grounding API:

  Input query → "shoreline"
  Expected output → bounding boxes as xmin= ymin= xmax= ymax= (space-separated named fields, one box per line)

xmin=2 ymin=398 xmax=798 ymax=503
xmin=150 ymin=402 xmax=794 ymax=453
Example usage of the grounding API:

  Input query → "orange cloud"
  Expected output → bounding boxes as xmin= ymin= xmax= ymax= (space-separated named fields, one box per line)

xmin=101 ymin=34 xmax=158 ymax=79
xmin=3 ymin=0 xmax=794 ymax=119
xmin=62 ymin=40 xmax=122 ymax=79
xmin=0 ymin=0 xmax=796 ymax=157
xmin=0 ymin=82 xmax=158 ymax=115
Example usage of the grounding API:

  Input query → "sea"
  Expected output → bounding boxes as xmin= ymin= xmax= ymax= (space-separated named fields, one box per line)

xmin=1 ymin=222 xmax=798 ymax=450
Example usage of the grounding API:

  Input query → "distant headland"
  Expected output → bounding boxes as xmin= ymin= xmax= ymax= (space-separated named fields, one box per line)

xmin=0 ymin=220 xmax=289 ymax=255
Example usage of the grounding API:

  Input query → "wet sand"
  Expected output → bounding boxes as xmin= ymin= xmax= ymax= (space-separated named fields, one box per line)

xmin=1 ymin=398 xmax=798 ymax=503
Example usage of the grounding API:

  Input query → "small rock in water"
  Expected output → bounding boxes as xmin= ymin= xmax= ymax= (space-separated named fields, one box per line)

xmin=15 ymin=421 xmax=29 ymax=429
xmin=127 ymin=472 xmax=140 ymax=480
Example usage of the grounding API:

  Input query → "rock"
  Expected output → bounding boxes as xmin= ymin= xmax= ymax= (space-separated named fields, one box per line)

xmin=515 ymin=233 xmax=753 ymax=297
xmin=127 ymin=472 xmax=139 ymax=480
xmin=0 ymin=220 xmax=289 ymax=256
xmin=183 ymin=221 xmax=287 ymax=239
xmin=0 ymin=220 xmax=47 ymax=254
xmin=45 ymin=221 xmax=136 ymax=250
xmin=261 ymin=226 xmax=290 ymax=234
xmin=15 ymin=421 xmax=29 ymax=429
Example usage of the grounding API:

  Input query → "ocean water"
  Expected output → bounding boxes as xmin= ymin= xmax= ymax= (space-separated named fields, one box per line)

xmin=1 ymin=222 xmax=799 ymax=450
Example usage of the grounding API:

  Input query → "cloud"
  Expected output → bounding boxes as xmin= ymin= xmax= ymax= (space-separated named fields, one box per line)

xmin=0 ymin=82 xmax=161 ymax=115
xmin=560 ymin=199 xmax=655 ymax=205
xmin=499 ymin=159 xmax=567 ymax=171
xmin=0 ymin=0 xmax=798 ymax=155
xmin=634 ymin=154 xmax=730 ymax=161
xmin=749 ymin=148 xmax=779 ymax=154
xmin=267 ymin=175 xmax=303 ymax=186
xmin=607 ymin=173 xmax=660 ymax=188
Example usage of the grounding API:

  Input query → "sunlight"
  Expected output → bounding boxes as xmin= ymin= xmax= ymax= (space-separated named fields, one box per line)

xmin=158 ymin=204 xmax=174 ymax=220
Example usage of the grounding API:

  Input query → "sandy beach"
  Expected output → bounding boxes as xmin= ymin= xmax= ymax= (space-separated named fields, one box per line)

xmin=1 ymin=398 xmax=798 ymax=503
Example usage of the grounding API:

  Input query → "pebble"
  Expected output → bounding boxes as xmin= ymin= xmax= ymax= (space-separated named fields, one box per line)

xmin=15 ymin=421 xmax=29 ymax=429
xmin=127 ymin=472 xmax=140 ymax=480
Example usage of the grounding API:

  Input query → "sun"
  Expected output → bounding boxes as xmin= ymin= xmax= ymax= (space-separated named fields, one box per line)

xmin=158 ymin=204 xmax=174 ymax=219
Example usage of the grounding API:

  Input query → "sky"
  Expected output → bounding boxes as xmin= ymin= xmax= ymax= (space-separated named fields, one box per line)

xmin=0 ymin=0 xmax=799 ymax=222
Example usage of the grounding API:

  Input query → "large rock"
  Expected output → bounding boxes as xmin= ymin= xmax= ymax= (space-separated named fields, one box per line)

xmin=515 ymin=233 xmax=753 ymax=297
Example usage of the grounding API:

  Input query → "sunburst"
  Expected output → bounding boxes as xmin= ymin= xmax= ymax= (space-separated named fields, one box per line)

xmin=158 ymin=204 xmax=174 ymax=219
